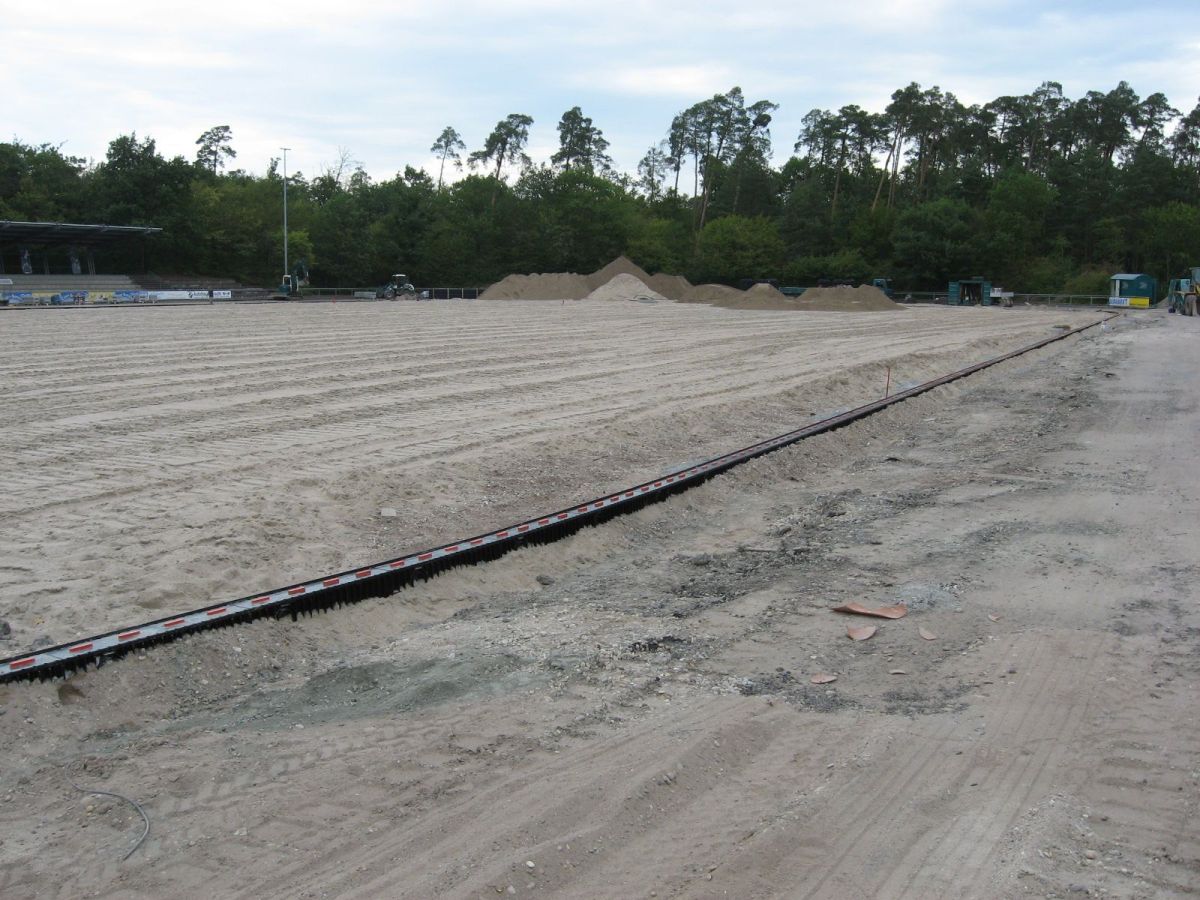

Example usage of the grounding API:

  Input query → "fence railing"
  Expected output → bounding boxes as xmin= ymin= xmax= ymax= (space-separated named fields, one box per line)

xmin=898 ymin=291 xmax=1111 ymax=307
xmin=300 ymin=286 xmax=484 ymax=299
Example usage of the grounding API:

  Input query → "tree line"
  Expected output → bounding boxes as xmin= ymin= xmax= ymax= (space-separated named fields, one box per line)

xmin=2 ymin=79 xmax=1199 ymax=293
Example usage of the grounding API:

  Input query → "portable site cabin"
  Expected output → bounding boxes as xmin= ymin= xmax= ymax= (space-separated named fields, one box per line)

xmin=948 ymin=278 xmax=991 ymax=305
xmin=1108 ymin=273 xmax=1156 ymax=308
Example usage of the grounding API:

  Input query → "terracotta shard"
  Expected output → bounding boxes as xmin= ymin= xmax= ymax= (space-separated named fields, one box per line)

xmin=847 ymin=625 xmax=877 ymax=641
xmin=833 ymin=602 xmax=909 ymax=620
xmin=918 ymin=627 xmax=937 ymax=641
xmin=810 ymin=673 xmax=838 ymax=685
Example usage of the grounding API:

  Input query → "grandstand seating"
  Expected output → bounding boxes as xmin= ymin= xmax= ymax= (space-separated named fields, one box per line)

xmin=134 ymin=274 xmax=256 ymax=292
xmin=0 ymin=274 xmax=138 ymax=291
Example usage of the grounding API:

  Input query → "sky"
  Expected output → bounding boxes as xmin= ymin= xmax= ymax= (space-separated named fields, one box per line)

xmin=3 ymin=0 xmax=1199 ymax=184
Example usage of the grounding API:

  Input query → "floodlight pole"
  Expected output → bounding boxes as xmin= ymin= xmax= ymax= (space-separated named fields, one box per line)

xmin=281 ymin=147 xmax=291 ymax=285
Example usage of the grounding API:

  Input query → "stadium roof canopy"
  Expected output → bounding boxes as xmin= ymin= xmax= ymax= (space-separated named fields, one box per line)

xmin=0 ymin=220 xmax=162 ymax=247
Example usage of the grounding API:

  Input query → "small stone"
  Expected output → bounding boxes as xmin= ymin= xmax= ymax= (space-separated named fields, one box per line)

xmin=380 ymin=507 xmax=397 ymax=518
xmin=0 ymin=620 xmax=11 ymax=638
xmin=1068 ymin=885 xmax=1089 ymax=894
xmin=525 ymin=860 xmax=535 ymax=869
xmin=535 ymin=574 xmax=555 ymax=586
xmin=1084 ymin=850 xmax=1097 ymax=860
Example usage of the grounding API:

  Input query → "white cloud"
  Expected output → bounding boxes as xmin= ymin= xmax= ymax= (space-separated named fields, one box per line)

xmin=2 ymin=0 xmax=1198 ymax=180
xmin=576 ymin=64 xmax=736 ymax=98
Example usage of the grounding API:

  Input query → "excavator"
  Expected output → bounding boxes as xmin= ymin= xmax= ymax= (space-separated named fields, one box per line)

xmin=1165 ymin=267 xmax=1199 ymax=316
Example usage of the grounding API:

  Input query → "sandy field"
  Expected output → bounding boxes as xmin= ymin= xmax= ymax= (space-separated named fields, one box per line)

xmin=0 ymin=308 xmax=1197 ymax=899
xmin=0 ymin=299 xmax=1093 ymax=645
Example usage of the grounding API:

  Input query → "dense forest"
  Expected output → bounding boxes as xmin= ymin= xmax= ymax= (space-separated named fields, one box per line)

xmin=3 ymin=80 xmax=1199 ymax=293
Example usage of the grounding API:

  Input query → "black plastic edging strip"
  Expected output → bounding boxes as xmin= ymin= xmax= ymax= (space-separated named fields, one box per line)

xmin=0 ymin=315 xmax=1113 ymax=683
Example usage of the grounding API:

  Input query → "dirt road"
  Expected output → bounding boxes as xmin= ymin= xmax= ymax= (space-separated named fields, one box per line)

xmin=1 ymin=309 xmax=1196 ymax=899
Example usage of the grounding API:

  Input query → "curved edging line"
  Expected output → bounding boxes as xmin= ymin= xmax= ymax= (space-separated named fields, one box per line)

xmin=0 ymin=315 xmax=1114 ymax=683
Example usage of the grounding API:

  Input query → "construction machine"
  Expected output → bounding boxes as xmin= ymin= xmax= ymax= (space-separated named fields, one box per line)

xmin=279 ymin=259 xmax=309 ymax=298
xmin=1165 ymin=267 xmax=1200 ymax=316
xmin=376 ymin=274 xmax=417 ymax=300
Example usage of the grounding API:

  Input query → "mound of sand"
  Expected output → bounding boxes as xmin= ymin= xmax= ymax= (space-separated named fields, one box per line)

xmin=645 ymin=273 xmax=693 ymax=301
xmin=794 ymin=284 xmax=901 ymax=311
xmin=480 ymin=257 xmax=691 ymax=302
xmin=716 ymin=282 xmax=797 ymax=311
xmin=586 ymin=273 xmax=666 ymax=303
xmin=479 ymin=272 xmax=591 ymax=301
xmin=586 ymin=256 xmax=654 ymax=292
xmin=682 ymin=283 xmax=746 ymax=304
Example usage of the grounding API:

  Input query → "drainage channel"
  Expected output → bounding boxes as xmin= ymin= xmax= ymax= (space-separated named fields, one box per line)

xmin=0 ymin=315 xmax=1112 ymax=683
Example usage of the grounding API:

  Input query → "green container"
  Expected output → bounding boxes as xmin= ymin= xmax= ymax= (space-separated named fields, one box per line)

xmin=1108 ymin=273 xmax=1156 ymax=308
xmin=948 ymin=278 xmax=991 ymax=305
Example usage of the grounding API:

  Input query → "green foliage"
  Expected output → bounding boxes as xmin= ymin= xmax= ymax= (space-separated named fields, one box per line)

xmin=195 ymin=125 xmax=236 ymax=174
xmin=468 ymin=114 xmax=534 ymax=182
xmin=980 ymin=170 xmax=1056 ymax=284
xmin=1060 ymin=267 xmax=1115 ymax=296
xmin=551 ymin=107 xmax=612 ymax=174
xmin=430 ymin=126 xmax=466 ymax=190
xmin=627 ymin=216 xmax=690 ymax=275
xmin=892 ymin=198 xmax=979 ymax=288
xmin=0 ymin=141 xmax=86 ymax=220
xmin=693 ymin=215 xmax=784 ymax=283
xmin=1019 ymin=256 xmax=1076 ymax=294
xmin=781 ymin=250 xmax=873 ymax=286
xmin=1138 ymin=202 xmax=1200 ymax=281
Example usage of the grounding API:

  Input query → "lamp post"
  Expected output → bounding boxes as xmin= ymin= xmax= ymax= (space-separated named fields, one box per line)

xmin=280 ymin=146 xmax=291 ymax=289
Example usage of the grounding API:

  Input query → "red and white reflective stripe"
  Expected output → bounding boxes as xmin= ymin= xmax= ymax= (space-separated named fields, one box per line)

xmin=7 ymin=442 xmax=784 ymax=677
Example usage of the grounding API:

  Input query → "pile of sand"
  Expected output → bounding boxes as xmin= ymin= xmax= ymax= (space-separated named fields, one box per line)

xmin=586 ymin=256 xmax=651 ymax=291
xmin=645 ymin=273 xmax=693 ymax=301
xmin=479 ymin=272 xmax=591 ymax=301
xmin=794 ymin=284 xmax=900 ymax=311
xmin=586 ymin=273 xmax=666 ymax=303
xmin=715 ymin=282 xmax=797 ymax=311
xmin=480 ymin=256 xmax=694 ymax=302
xmin=682 ymin=283 xmax=745 ymax=304
xmin=477 ymin=257 xmax=898 ymax=311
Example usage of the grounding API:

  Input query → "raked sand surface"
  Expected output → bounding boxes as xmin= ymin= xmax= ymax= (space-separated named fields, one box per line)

xmin=0 ymin=299 xmax=1103 ymax=643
